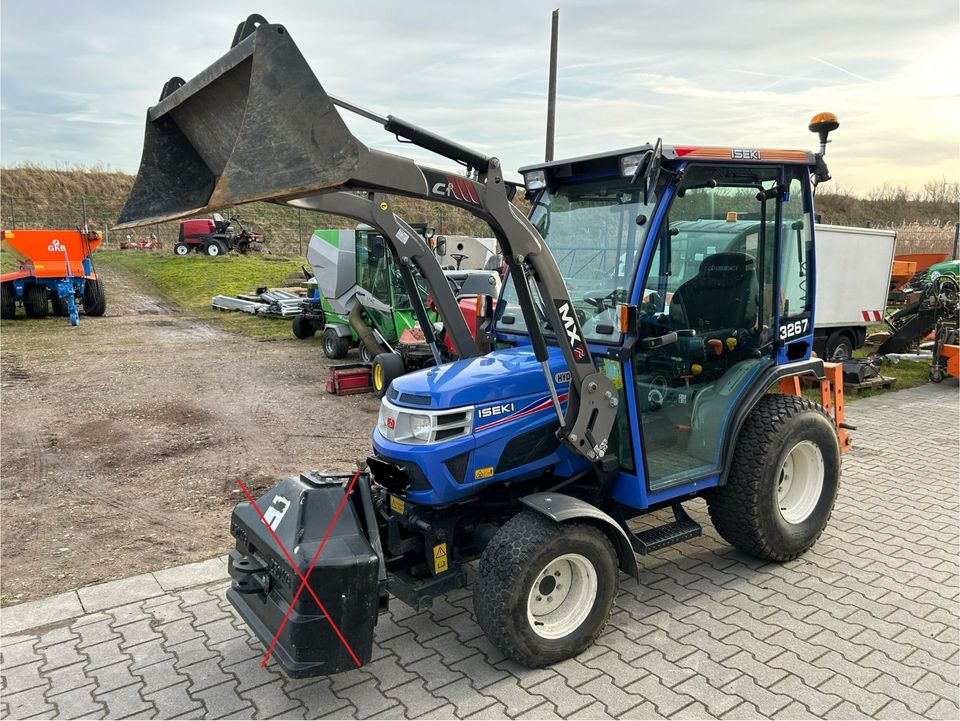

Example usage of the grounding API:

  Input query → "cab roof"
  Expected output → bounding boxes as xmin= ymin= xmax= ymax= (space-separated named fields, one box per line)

xmin=519 ymin=144 xmax=816 ymax=180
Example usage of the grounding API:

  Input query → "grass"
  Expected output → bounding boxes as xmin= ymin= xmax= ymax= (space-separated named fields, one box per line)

xmin=94 ymin=250 xmax=307 ymax=340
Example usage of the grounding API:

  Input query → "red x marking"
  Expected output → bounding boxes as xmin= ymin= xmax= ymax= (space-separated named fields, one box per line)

xmin=234 ymin=472 xmax=363 ymax=669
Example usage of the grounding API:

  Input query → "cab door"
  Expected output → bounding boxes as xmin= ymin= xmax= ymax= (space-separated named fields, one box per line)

xmin=631 ymin=164 xmax=784 ymax=490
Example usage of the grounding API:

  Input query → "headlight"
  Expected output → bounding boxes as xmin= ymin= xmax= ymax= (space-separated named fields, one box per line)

xmin=409 ymin=414 xmax=431 ymax=441
xmin=378 ymin=398 xmax=474 ymax=445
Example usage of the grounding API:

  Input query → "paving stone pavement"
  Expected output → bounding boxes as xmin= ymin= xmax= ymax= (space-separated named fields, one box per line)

xmin=2 ymin=383 xmax=958 ymax=719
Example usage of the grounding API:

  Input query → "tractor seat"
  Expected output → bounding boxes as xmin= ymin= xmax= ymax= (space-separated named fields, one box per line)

xmin=669 ymin=252 xmax=758 ymax=332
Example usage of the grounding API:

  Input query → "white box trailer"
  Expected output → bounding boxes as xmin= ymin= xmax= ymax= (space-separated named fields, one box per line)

xmin=812 ymin=223 xmax=896 ymax=359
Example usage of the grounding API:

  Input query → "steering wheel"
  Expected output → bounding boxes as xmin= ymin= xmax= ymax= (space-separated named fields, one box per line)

xmin=450 ymin=253 xmax=468 ymax=270
xmin=583 ymin=288 xmax=628 ymax=313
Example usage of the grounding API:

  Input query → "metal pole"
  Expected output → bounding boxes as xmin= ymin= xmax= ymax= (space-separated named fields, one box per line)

xmin=298 ymin=208 xmax=303 ymax=256
xmin=544 ymin=8 xmax=559 ymax=162
xmin=8 ymin=198 xmax=16 ymax=229
xmin=155 ymin=222 xmax=161 ymax=244
xmin=953 ymin=222 xmax=959 ymax=260
xmin=81 ymin=197 xmax=88 ymax=231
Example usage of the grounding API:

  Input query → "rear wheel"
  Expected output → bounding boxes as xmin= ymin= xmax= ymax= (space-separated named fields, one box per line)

xmin=371 ymin=352 xmax=406 ymax=398
xmin=707 ymin=394 xmax=840 ymax=561
xmin=205 ymin=241 xmax=225 ymax=257
xmin=474 ymin=511 xmax=619 ymax=668
xmin=23 ymin=284 xmax=49 ymax=318
xmin=322 ymin=327 xmax=349 ymax=359
xmin=83 ymin=278 xmax=107 ymax=316
xmin=174 ymin=243 xmax=190 ymax=256
xmin=825 ymin=330 xmax=854 ymax=360
xmin=1 ymin=282 xmax=16 ymax=319
xmin=292 ymin=314 xmax=316 ymax=339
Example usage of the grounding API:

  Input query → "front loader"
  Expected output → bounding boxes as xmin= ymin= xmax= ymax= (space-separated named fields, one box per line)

xmin=118 ymin=14 xmax=846 ymax=676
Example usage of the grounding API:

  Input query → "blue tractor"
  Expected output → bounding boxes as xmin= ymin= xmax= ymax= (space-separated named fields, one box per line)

xmin=117 ymin=15 xmax=845 ymax=677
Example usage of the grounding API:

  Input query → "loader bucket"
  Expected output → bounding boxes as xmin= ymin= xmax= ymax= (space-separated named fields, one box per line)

xmin=116 ymin=18 xmax=364 ymax=228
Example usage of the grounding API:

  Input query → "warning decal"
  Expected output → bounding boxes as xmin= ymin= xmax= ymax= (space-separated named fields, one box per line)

xmin=433 ymin=543 xmax=448 ymax=574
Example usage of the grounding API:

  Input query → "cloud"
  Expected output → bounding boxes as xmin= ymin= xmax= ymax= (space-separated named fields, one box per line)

xmin=1 ymin=0 xmax=957 ymax=193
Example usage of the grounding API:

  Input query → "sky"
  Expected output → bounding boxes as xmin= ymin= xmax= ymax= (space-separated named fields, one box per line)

xmin=1 ymin=0 xmax=958 ymax=194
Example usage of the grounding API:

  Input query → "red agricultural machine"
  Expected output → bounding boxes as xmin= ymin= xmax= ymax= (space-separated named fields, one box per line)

xmin=174 ymin=213 xmax=263 ymax=256
xmin=1 ymin=228 xmax=106 ymax=326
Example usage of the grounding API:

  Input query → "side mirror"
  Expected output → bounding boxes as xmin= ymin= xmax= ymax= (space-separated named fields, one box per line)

xmin=435 ymin=236 xmax=447 ymax=256
xmin=808 ymin=112 xmax=839 ymax=156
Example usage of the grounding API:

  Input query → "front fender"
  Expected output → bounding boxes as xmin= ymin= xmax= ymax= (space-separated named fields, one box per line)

xmin=520 ymin=492 xmax=639 ymax=580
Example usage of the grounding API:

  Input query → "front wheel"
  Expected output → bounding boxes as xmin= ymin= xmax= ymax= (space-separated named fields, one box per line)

xmin=707 ymin=394 xmax=840 ymax=561
xmin=473 ymin=511 xmax=619 ymax=668
xmin=371 ymin=352 xmax=406 ymax=398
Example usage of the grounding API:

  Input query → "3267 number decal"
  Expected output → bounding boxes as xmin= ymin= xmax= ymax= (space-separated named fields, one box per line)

xmin=779 ymin=318 xmax=809 ymax=341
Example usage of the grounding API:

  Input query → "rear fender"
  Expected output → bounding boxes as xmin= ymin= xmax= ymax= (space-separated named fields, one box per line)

xmin=520 ymin=492 xmax=639 ymax=580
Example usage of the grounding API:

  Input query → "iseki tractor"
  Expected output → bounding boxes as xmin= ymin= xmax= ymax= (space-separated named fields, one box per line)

xmin=117 ymin=15 xmax=847 ymax=677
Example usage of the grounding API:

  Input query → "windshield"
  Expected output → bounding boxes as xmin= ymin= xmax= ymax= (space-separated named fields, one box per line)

xmin=496 ymin=179 xmax=658 ymax=343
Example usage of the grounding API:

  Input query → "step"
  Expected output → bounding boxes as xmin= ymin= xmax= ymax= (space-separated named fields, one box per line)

xmin=629 ymin=503 xmax=702 ymax=554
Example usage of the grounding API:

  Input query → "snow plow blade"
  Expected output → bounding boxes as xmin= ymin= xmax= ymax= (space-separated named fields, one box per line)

xmin=227 ymin=472 xmax=385 ymax=677
xmin=116 ymin=15 xmax=363 ymax=228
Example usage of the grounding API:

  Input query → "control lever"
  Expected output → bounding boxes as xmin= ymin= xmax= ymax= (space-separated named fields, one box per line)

xmin=639 ymin=331 xmax=678 ymax=350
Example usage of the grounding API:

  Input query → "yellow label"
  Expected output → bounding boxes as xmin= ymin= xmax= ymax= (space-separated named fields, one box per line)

xmin=390 ymin=495 xmax=405 ymax=515
xmin=474 ymin=466 xmax=494 ymax=480
xmin=602 ymin=358 xmax=624 ymax=389
xmin=433 ymin=543 xmax=448 ymax=573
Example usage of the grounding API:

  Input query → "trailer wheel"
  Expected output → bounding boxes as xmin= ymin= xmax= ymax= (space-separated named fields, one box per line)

xmin=825 ymin=330 xmax=854 ymax=360
xmin=707 ymin=394 xmax=840 ymax=562
xmin=1 ymin=282 xmax=16 ymax=319
xmin=174 ymin=243 xmax=190 ymax=256
xmin=322 ymin=327 xmax=349 ymax=359
xmin=474 ymin=511 xmax=619 ymax=668
xmin=292 ymin=314 xmax=316 ymax=339
xmin=23 ymin=284 xmax=49 ymax=318
xmin=83 ymin=278 xmax=107 ymax=316
xmin=51 ymin=292 xmax=70 ymax=317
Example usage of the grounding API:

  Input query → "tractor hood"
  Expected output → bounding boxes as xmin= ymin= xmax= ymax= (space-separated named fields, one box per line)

xmin=389 ymin=345 xmax=570 ymax=409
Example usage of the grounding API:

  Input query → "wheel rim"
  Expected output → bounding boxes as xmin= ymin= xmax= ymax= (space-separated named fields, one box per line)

xmin=209 ymin=246 xmax=219 ymax=256
xmin=373 ymin=363 xmax=383 ymax=389
xmin=777 ymin=441 xmax=825 ymax=524
xmin=324 ymin=337 xmax=335 ymax=355
xmin=831 ymin=342 xmax=851 ymax=360
xmin=526 ymin=553 xmax=598 ymax=639
xmin=176 ymin=245 xmax=188 ymax=256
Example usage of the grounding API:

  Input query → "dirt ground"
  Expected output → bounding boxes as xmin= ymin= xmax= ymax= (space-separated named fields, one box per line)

xmin=0 ymin=264 xmax=379 ymax=604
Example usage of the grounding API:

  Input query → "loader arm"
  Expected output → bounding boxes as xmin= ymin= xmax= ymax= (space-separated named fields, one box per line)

xmin=285 ymin=191 xmax=480 ymax=359
xmin=115 ymin=15 xmax=619 ymax=469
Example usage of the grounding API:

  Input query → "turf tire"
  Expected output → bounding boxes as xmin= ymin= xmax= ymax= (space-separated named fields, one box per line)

xmin=473 ymin=511 xmax=619 ymax=668
xmin=371 ymin=352 xmax=406 ymax=398
xmin=292 ymin=314 xmax=317 ymax=339
xmin=707 ymin=394 xmax=840 ymax=562
xmin=322 ymin=327 xmax=349 ymax=359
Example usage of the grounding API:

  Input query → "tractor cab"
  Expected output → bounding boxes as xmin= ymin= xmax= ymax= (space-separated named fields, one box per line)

xmin=494 ymin=148 xmax=818 ymax=500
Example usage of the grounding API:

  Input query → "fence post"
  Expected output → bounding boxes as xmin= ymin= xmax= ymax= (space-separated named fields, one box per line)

xmin=953 ymin=222 xmax=959 ymax=261
xmin=156 ymin=222 xmax=161 ymax=244
xmin=81 ymin=197 xmax=88 ymax=231
xmin=8 ymin=198 xmax=15 ymax=229
xmin=104 ymin=222 xmax=110 ymax=245
xmin=298 ymin=208 xmax=303 ymax=256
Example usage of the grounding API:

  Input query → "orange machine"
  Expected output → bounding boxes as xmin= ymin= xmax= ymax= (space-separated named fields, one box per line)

xmin=779 ymin=362 xmax=852 ymax=454
xmin=1 ymin=229 xmax=106 ymax=325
